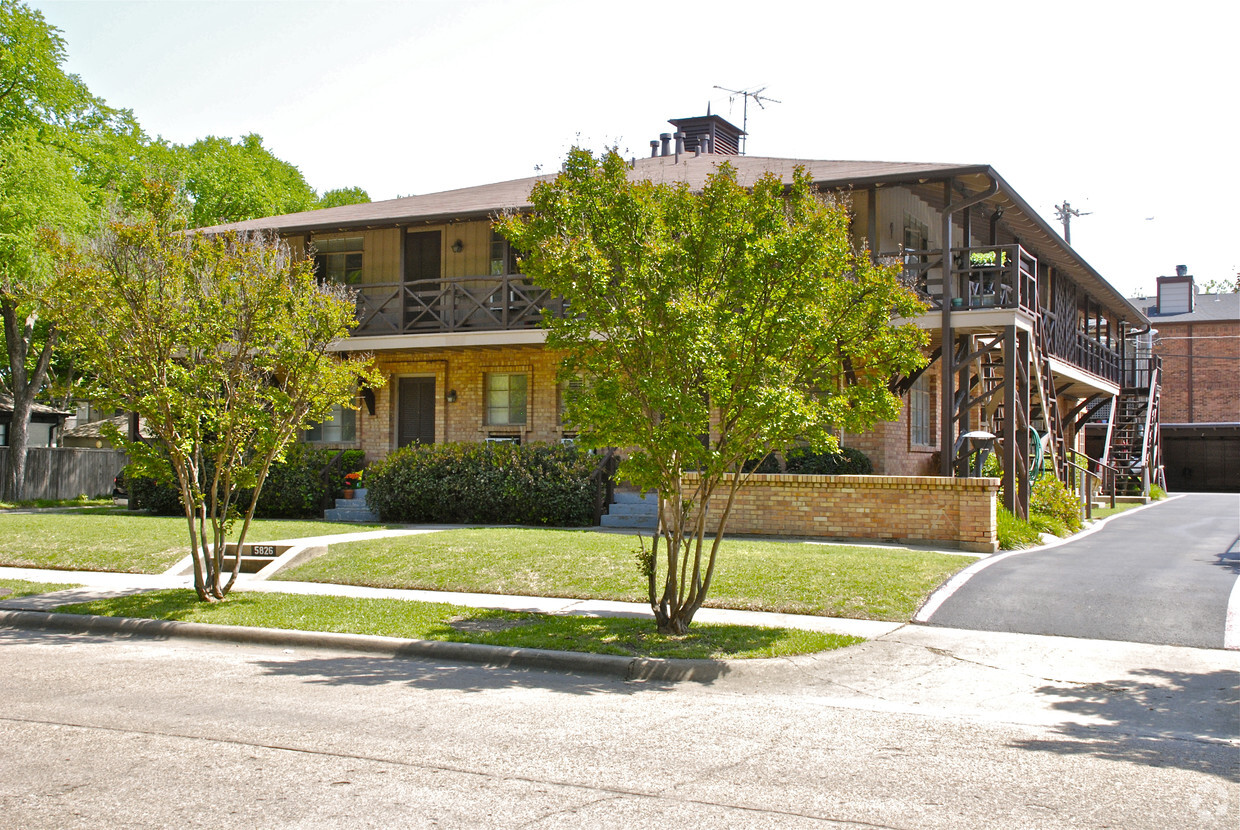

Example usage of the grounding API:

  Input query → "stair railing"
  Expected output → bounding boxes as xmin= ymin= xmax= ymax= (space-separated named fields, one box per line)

xmin=1137 ymin=364 xmax=1161 ymax=496
xmin=589 ymin=447 xmax=620 ymax=525
xmin=1065 ymin=448 xmax=1119 ymax=520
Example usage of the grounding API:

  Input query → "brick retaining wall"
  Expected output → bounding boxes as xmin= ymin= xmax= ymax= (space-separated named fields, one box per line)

xmin=683 ymin=473 xmax=998 ymax=553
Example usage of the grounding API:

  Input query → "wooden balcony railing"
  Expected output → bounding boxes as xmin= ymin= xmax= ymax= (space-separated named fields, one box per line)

xmin=348 ymin=274 xmax=564 ymax=337
xmin=887 ymin=243 xmax=1126 ymax=385
xmin=890 ymin=243 xmax=1039 ymax=316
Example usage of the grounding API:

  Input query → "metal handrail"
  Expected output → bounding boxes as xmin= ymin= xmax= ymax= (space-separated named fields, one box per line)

xmin=1064 ymin=447 xmax=1119 ymax=520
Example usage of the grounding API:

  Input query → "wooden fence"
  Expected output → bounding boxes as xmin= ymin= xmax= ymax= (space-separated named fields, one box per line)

xmin=0 ymin=447 xmax=127 ymax=500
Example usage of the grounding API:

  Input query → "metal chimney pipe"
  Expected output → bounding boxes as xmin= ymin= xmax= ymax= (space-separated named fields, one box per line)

xmin=650 ymin=140 xmax=659 ymax=158
xmin=1175 ymin=264 xmax=1188 ymax=277
xmin=674 ymin=131 xmax=685 ymax=155
xmin=659 ymin=133 xmax=671 ymax=156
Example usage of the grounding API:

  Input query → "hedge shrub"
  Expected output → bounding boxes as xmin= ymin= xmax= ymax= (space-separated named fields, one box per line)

xmin=122 ymin=445 xmax=366 ymax=519
xmin=745 ymin=446 xmax=873 ymax=476
xmin=364 ymin=442 xmax=601 ymax=526
xmin=1030 ymin=474 xmax=1083 ymax=534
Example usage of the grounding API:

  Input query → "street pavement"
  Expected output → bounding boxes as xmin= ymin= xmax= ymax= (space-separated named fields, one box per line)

xmin=1 ymin=621 xmax=1236 ymax=829
xmin=920 ymin=493 xmax=1240 ymax=649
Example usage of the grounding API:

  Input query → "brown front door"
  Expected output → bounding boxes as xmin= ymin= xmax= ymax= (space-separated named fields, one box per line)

xmin=398 ymin=376 xmax=436 ymax=447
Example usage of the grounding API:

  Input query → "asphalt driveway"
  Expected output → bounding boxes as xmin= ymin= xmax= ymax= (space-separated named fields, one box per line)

xmin=922 ymin=493 xmax=1240 ymax=649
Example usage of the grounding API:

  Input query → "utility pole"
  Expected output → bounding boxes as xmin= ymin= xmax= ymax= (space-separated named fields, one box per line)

xmin=1053 ymin=200 xmax=1091 ymax=245
xmin=712 ymin=85 xmax=781 ymax=155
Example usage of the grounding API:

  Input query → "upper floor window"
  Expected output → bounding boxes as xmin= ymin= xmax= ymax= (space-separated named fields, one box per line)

xmin=490 ymin=230 xmax=519 ymax=276
xmin=314 ymin=236 xmax=364 ymax=285
xmin=486 ymin=373 xmax=527 ymax=425
xmin=306 ymin=404 xmax=356 ymax=443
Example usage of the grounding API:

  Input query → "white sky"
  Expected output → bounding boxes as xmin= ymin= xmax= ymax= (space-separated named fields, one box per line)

xmin=30 ymin=0 xmax=1239 ymax=299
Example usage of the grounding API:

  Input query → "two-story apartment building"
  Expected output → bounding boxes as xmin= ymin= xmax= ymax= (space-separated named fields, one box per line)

xmin=205 ymin=114 xmax=1157 ymax=517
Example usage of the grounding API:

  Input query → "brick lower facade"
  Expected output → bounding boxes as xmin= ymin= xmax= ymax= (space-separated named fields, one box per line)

xmin=356 ymin=344 xmax=570 ymax=458
xmin=683 ymin=472 xmax=998 ymax=553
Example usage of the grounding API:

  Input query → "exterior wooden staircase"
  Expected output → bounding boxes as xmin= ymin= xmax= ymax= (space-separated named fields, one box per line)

xmin=1104 ymin=362 xmax=1163 ymax=495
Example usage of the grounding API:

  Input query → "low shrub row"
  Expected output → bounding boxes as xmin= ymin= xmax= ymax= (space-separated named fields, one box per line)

xmin=124 ymin=444 xmax=365 ymax=519
xmin=745 ymin=446 xmax=873 ymax=476
xmin=364 ymin=442 xmax=602 ymax=526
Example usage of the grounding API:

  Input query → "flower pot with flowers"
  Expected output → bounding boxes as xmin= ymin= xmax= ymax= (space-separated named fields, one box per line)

xmin=342 ymin=470 xmax=363 ymax=500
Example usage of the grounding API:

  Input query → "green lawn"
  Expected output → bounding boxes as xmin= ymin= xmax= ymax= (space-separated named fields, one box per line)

xmin=276 ymin=528 xmax=969 ymax=622
xmin=0 ymin=510 xmax=388 ymax=574
xmin=1088 ymin=502 xmax=1143 ymax=521
xmin=0 ymin=578 xmax=82 ymax=599
xmin=52 ymin=589 xmax=858 ymax=660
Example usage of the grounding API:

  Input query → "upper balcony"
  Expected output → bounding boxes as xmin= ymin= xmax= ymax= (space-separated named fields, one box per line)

xmin=342 ymin=247 xmax=1129 ymax=390
xmin=891 ymin=243 xmax=1124 ymax=387
xmin=349 ymin=273 xmax=563 ymax=337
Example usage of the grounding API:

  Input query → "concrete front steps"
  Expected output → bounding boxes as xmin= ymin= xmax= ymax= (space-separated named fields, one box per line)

xmin=324 ymin=488 xmax=380 ymax=523
xmin=600 ymin=490 xmax=658 ymax=530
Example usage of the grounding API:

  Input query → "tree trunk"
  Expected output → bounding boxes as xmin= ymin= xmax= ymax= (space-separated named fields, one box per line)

xmin=1 ymin=299 xmax=57 ymax=502
xmin=3 ymin=393 xmax=32 ymax=502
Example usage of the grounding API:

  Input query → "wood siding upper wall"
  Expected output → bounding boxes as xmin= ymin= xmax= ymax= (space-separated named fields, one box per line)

xmin=286 ymin=234 xmax=307 ymax=261
xmin=308 ymin=229 xmax=401 ymax=284
xmin=876 ymin=186 xmax=944 ymax=251
xmin=438 ymin=220 xmax=494 ymax=279
xmin=304 ymin=219 xmax=501 ymax=285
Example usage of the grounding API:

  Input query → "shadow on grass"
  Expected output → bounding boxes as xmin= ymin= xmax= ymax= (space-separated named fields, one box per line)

xmin=46 ymin=589 xmax=854 ymax=686
xmin=1013 ymin=668 xmax=1240 ymax=782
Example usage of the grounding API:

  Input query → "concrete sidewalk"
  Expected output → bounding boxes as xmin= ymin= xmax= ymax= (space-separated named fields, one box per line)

xmin=0 ymin=563 xmax=899 ymax=639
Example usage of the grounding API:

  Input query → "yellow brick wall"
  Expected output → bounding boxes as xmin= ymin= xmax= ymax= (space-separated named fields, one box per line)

xmin=360 ymin=345 xmax=569 ymax=457
xmin=682 ymin=473 xmax=998 ymax=553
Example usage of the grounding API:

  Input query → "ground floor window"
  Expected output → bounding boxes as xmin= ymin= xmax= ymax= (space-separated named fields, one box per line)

xmin=486 ymin=373 xmax=527 ymax=425
xmin=910 ymin=373 xmax=932 ymax=447
xmin=558 ymin=376 xmax=583 ymax=426
xmin=306 ymin=403 xmax=356 ymax=443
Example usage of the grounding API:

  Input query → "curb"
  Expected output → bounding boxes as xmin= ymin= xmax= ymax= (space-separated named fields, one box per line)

xmin=0 ymin=609 xmax=733 ymax=684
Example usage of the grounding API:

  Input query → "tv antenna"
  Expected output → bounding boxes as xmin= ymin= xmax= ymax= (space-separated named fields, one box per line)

xmin=712 ymin=85 xmax=781 ymax=155
xmin=1053 ymin=200 xmax=1091 ymax=245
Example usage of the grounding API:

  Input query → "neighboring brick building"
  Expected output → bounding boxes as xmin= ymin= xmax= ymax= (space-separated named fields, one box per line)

xmin=1131 ymin=268 xmax=1240 ymax=492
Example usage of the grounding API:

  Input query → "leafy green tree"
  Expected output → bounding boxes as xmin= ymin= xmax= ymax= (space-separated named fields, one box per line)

xmin=0 ymin=0 xmax=102 ymax=499
xmin=0 ymin=0 xmax=92 ymax=134
xmin=1200 ymin=275 xmax=1239 ymax=294
xmin=501 ymin=149 xmax=927 ymax=634
xmin=48 ymin=181 xmax=378 ymax=600
xmin=180 ymin=134 xmax=318 ymax=228
xmin=318 ymin=186 xmax=371 ymax=210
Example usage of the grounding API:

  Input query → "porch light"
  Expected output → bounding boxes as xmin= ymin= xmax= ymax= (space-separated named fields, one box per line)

xmin=446 ymin=389 xmax=458 ymax=403
xmin=451 ymin=239 xmax=464 ymax=253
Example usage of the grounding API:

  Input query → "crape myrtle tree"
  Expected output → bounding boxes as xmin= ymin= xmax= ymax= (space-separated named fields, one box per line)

xmin=500 ymin=149 xmax=928 ymax=634
xmin=47 ymin=181 xmax=378 ymax=601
